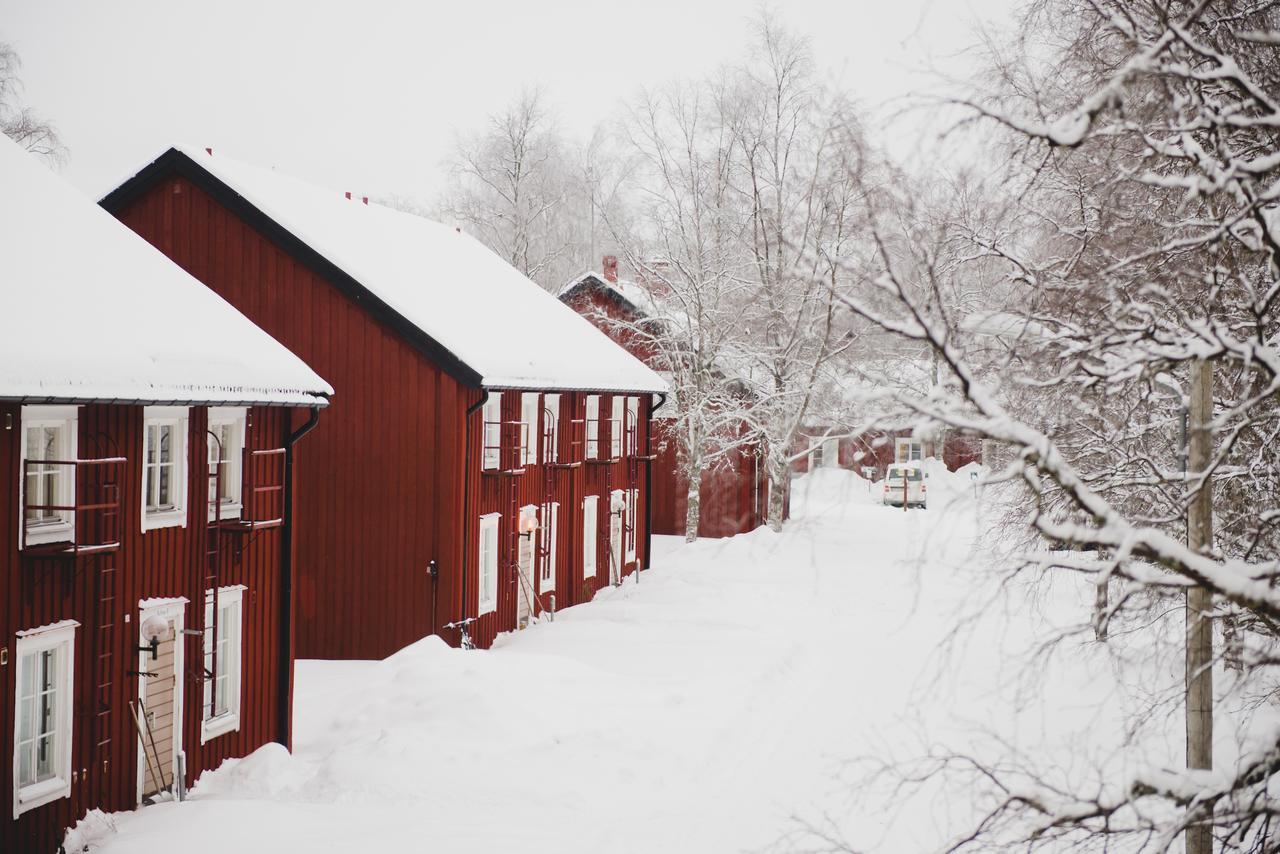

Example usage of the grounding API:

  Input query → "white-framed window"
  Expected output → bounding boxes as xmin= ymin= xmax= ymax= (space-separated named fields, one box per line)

xmin=13 ymin=621 xmax=78 ymax=817
xmin=19 ymin=406 xmax=78 ymax=547
xmin=539 ymin=501 xmax=558 ymax=591
xmin=207 ymin=407 xmax=246 ymax=522
xmin=543 ymin=394 xmax=560 ymax=464
xmin=610 ymin=396 xmax=624 ymax=458
xmin=625 ymin=488 xmax=638 ymax=562
xmin=582 ymin=495 xmax=598 ymax=579
xmin=520 ymin=392 xmax=539 ymax=466
xmin=142 ymin=406 xmax=189 ymax=531
xmin=626 ymin=396 xmax=639 ymax=456
xmin=585 ymin=395 xmax=600 ymax=460
xmin=482 ymin=393 xmax=502 ymax=471
xmin=895 ymin=438 xmax=923 ymax=463
xmin=478 ymin=513 xmax=500 ymax=615
xmin=201 ymin=585 xmax=244 ymax=743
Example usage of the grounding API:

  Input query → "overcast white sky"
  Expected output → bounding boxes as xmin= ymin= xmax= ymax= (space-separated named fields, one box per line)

xmin=2 ymin=0 xmax=1021 ymax=203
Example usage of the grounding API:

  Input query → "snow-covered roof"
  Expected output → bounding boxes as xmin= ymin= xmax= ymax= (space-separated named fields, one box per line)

xmin=558 ymin=271 xmax=661 ymax=320
xmin=112 ymin=146 xmax=665 ymax=394
xmin=0 ymin=137 xmax=331 ymax=406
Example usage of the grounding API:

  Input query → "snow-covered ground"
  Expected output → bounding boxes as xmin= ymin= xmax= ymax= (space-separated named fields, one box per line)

xmin=69 ymin=464 xmax=1238 ymax=853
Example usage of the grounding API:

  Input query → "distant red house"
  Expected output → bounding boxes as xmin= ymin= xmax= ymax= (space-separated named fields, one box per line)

xmin=103 ymin=147 xmax=666 ymax=658
xmin=560 ymin=261 xmax=768 ymax=539
xmin=793 ymin=428 xmax=983 ymax=477
xmin=1 ymin=138 xmax=331 ymax=852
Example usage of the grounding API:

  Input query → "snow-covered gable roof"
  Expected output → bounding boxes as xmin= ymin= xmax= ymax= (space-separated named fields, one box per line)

xmin=109 ymin=147 xmax=665 ymax=394
xmin=558 ymin=271 xmax=661 ymax=321
xmin=0 ymin=137 xmax=331 ymax=406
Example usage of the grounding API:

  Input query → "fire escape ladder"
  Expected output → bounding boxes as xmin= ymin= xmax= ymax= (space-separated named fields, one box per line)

xmin=506 ymin=417 xmax=524 ymax=616
xmin=94 ymin=555 xmax=118 ymax=776
xmin=204 ymin=432 xmax=222 ymax=724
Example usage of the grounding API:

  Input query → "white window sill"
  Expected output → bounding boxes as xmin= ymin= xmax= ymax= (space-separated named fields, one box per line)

xmin=14 ymin=775 xmax=71 ymax=817
xmin=540 ymin=578 xmax=555 ymax=592
xmin=477 ymin=598 xmax=497 ymax=617
xmin=143 ymin=508 xmax=187 ymax=532
xmin=208 ymin=502 xmax=243 ymax=523
xmin=200 ymin=713 xmax=240 ymax=744
xmin=22 ymin=521 xmax=75 ymax=547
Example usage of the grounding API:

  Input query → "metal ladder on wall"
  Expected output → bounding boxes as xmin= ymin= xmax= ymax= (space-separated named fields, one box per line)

xmin=88 ymin=435 xmax=123 ymax=784
xmin=202 ymin=429 xmax=227 ymax=727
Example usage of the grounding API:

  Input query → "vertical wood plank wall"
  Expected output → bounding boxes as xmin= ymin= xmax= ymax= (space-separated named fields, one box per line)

xmin=112 ymin=176 xmax=470 ymax=662
xmin=562 ymin=285 xmax=765 ymax=539
xmin=112 ymin=174 xmax=659 ymax=659
xmin=1 ymin=402 xmax=293 ymax=854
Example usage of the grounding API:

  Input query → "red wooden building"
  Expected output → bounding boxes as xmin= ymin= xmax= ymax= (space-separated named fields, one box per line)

xmin=793 ymin=428 xmax=983 ymax=477
xmin=0 ymin=138 xmax=331 ymax=852
xmin=560 ymin=262 xmax=768 ymax=539
xmin=103 ymin=147 xmax=667 ymax=658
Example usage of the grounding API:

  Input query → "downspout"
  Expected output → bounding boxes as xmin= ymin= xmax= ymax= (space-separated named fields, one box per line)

xmin=277 ymin=402 xmax=322 ymax=749
xmin=458 ymin=389 xmax=490 ymax=644
xmin=643 ymin=392 xmax=668 ymax=571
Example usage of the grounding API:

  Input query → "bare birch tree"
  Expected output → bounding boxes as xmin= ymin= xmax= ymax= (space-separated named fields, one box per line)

xmin=831 ymin=1 xmax=1280 ymax=849
xmin=728 ymin=15 xmax=868 ymax=530
xmin=608 ymin=79 xmax=757 ymax=541
xmin=0 ymin=41 xmax=65 ymax=165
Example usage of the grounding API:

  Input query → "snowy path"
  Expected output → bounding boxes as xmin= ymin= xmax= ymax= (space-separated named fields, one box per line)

xmin=72 ymin=467 xmax=1113 ymax=853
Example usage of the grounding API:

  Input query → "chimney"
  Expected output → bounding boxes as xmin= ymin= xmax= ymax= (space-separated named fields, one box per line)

xmin=362 ymin=196 xmax=368 ymax=205
xmin=602 ymin=255 xmax=619 ymax=284
xmin=205 ymin=147 xmax=213 ymax=156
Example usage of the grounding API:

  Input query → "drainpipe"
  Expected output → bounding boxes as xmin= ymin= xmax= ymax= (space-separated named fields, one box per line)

xmin=643 ymin=392 xmax=668 ymax=571
xmin=277 ymin=402 xmax=322 ymax=749
xmin=458 ymin=389 xmax=489 ymax=644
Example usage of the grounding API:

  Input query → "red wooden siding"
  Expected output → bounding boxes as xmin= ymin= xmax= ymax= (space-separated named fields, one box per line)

xmin=2 ymin=402 xmax=295 ymax=854
xmin=112 ymin=174 xmax=659 ymax=660
xmin=651 ymin=420 xmax=766 ymax=539
xmin=562 ymin=282 xmax=765 ymax=539
xmin=112 ymin=176 xmax=471 ymax=662
xmin=464 ymin=391 xmax=651 ymax=650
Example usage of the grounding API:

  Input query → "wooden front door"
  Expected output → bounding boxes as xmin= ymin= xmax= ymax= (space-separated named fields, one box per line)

xmin=137 ymin=603 xmax=183 ymax=802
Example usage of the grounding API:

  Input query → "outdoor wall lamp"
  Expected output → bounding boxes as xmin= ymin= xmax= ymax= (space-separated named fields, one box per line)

xmin=137 ymin=615 xmax=170 ymax=661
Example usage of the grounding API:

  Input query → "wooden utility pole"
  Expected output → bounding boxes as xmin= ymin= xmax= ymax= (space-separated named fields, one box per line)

xmin=1186 ymin=358 xmax=1214 ymax=854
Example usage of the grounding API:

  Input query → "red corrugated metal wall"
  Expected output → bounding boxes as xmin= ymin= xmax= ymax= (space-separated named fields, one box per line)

xmin=1 ymin=402 xmax=293 ymax=854
xmin=112 ymin=177 xmax=470 ymax=662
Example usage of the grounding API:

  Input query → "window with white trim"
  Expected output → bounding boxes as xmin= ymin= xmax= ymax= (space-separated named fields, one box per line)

xmin=520 ymin=392 xmax=539 ymax=466
xmin=895 ymin=438 xmax=923 ymax=463
xmin=585 ymin=395 xmax=600 ymax=460
xmin=19 ymin=406 xmax=78 ymax=547
xmin=626 ymin=396 xmax=639 ymax=456
xmin=543 ymin=394 xmax=560 ymax=464
xmin=625 ymin=488 xmax=638 ymax=562
xmin=13 ymin=621 xmax=77 ymax=817
xmin=142 ymin=407 xmax=189 ymax=531
xmin=582 ymin=495 xmax=598 ymax=579
xmin=478 ymin=513 xmax=500 ymax=615
xmin=207 ymin=408 xmax=246 ymax=522
xmin=539 ymin=502 xmax=558 ymax=591
xmin=201 ymin=586 xmax=243 ymax=743
xmin=610 ymin=396 xmax=624 ymax=458
xmin=482 ymin=394 xmax=503 ymax=471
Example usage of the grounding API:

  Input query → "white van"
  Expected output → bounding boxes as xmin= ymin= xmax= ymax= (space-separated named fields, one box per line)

xmin=882 ymin=463 xmax=926 ymax=508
